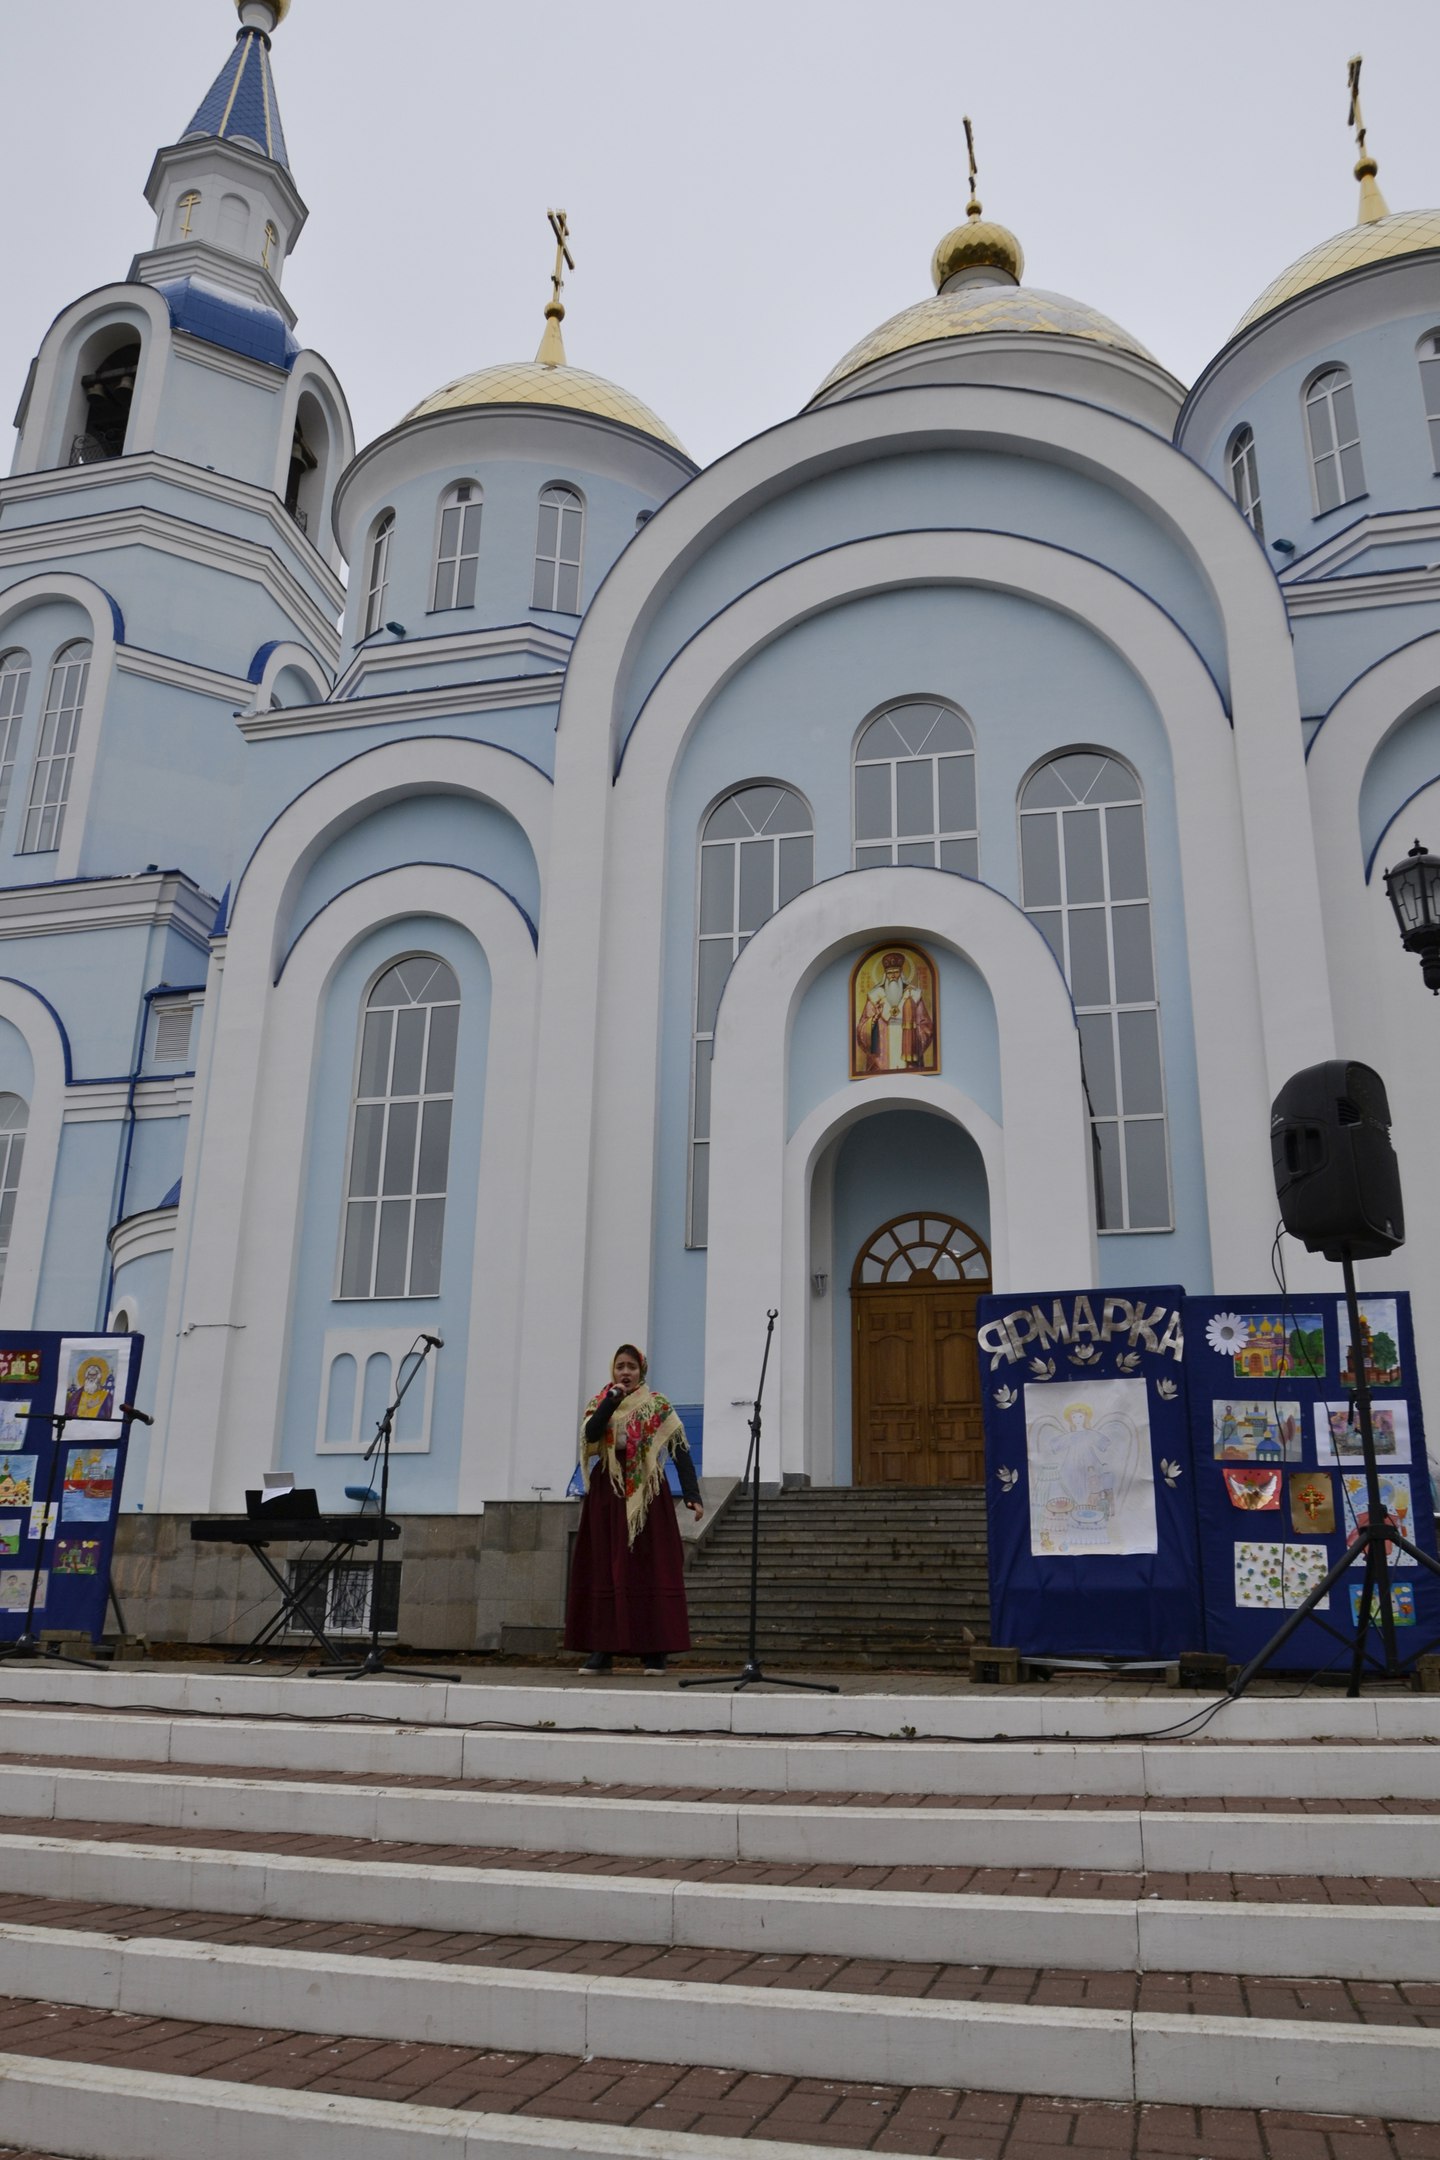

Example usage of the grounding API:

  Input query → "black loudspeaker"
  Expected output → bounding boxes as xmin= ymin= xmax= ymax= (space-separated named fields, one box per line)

xmin=1270 ymin=1061 xmax=1404 ymax=1263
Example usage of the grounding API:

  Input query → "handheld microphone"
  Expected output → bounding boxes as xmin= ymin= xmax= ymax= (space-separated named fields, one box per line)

xmin=120 ymin=1402 xmax=154 ymax=1426
xmin=422 ymin=1334 xmax=444 ymax=1349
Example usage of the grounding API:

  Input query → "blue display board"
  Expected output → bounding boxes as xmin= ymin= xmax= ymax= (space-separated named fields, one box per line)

xmin=0 ymin=1332 xmax=144 ymax=1644
xmin=978 ymin=1287 xmax=1203 ymax=1659
xmin=1187 ymin=1293 xmax=1439 ymax=1673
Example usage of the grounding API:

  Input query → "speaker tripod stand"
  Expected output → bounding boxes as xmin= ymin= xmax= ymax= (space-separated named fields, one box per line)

xmin=682 ymin=1311 xmax=838 ymax=1695
xmin=1230 ymin=1245 xmax=1440 ymax=1700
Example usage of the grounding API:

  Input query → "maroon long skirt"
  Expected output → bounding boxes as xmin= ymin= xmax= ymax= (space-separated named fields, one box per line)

xmin=564 ymin=1466 xmax=691 ymax=1654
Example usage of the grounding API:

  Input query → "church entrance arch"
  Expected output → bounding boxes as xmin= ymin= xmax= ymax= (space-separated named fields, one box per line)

xmin=851 ymin=1213 xmax=990 ymax=1486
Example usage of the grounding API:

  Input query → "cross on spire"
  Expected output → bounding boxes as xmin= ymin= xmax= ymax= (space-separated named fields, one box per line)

xmin=963 ymin=115 xmax=982 ymax=218
xmin=536 ymin=208 xmax=574 ymax=366
xmin=1346 ymin=55 xmax=1390 ymax=225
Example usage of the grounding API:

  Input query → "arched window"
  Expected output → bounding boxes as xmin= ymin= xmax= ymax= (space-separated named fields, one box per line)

xmin=175 ymin=190 xmax=201 ymax=240
xmin=432 ymin=482 xmax=483 ymax=610
xmin=1019 ymin=752 xmax=1170 ymax=1232
xmin=217 ymin=193 xmax=249 ymax=253
xmin=1227 ymin=426 xmax=1264 ymax=540
xmin=1305 ymin=366 xmax=1365 ymax=513
xmin=339 ymin=956 xmax=459 ymax=1300
xmin=853 ymin=699 xmax=977 ymax=873
xmin=1419 ymin=334 xmax=1440 ymax=469
xmin=532 ymin=484 xmax=584 ymax=613
xmin=70 ymin=340 xmax=140 ymax=466
xmin=689 ymin=784 xmax=813 ymax=1244
xmin=361 ymin=512 xmax=394 ymax=638
xmin=20 ymin=641 xmax=91 ymax=855
xmin=0 ymin=1093 xmax=27 ymax=1298
xmin=0 ymin=652 xmax=32 ymax=823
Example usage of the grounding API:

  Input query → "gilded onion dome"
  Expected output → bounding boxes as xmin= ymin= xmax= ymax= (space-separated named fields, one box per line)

xmin=405 ymin=209 xmax=688 ymax=457
xmin=1235 ymin=56 xmax=1440 ymax=335
xmin=814 ymin=120 xmax=1153 ymax=401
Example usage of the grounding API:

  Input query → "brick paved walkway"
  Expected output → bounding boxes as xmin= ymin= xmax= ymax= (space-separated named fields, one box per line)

xmin=2 ymin=1890 xmax=1437 ymax=2025
xmin=2 ymin=1809 xmax=1435 ymax=1907
xmin=0 ymin=1997 xmax=1428 ymax=2156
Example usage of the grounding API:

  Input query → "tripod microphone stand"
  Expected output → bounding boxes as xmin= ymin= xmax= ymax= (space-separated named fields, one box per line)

xmin=683 ymin=1311 xmax=838 ymax=1695
xmin=315 ymin=1334 xmax=458 ymax=1682
xmin=1229 ymin=1244 xmax=1440 ymax=1700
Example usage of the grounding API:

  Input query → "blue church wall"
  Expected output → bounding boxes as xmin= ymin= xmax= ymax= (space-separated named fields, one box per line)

xmin=283 ymin=795 xmax=540 ymax=960
xmin=35 ymin=1122 xmax=121 ymax=1332
xmin=830 ymin=1109 xmax=991 ymax=1485
xmin=122 ymin=1116 xmax=189 ymax=1220
xmin=1193 ymin=312 xmax=1440 ymax=575
xmin=621 ymin=448 xmax=1229 ymax=742
xmin=111 ymin=1244 xmax=174 ymax=1509
xmin=78 ymin=673 xmax=245 ymax=892
xmin=788 ymin=944 xmax=1002 ymax=1136
xmin=279 ymin=913 xmax=492 ymax=1511
xmin=648 ymin=581 xmax=1211 ymax=1400
xmin=0 ymin=1019 xmax=34 ymax=1100
xmin=1293 ymin=601 xmax=1440 ymax=722
xmin=0 ymin=928 xmax=191 ymax=1078
xmin=339 ymin=454 xmax=667 ymax=667
xmin=158 ymin=349 xmax=289 ymax=488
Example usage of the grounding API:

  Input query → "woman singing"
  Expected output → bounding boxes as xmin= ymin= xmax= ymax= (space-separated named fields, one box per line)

xmin=566 ymin=1344 xmax=703 ymax=1675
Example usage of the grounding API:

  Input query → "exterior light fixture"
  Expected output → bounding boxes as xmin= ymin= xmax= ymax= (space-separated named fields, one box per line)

xmin=1383 ymin=838 xmax=1440 ymax=993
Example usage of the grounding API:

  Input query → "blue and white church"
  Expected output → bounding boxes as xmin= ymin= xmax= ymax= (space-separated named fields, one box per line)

xmin=1 ymin=1 xmax=1437 ymax=1642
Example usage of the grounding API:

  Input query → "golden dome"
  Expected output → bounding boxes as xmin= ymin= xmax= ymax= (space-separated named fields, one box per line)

xmin=403 ymin=360 xmax=688 ymax=456
xmin=931 ymin=210 xmax=1024 ymax=290
xmin=813 ymin=285 xmax=1156 ymax=401
xmin=1234 ymin=208 xmax=1440 ymax=334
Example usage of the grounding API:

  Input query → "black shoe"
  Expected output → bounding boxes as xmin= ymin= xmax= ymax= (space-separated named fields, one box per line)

xmin=579 ymin=1653 xmax=613 ymax=1675
xmin=641 ymin=1655 xmax=668 ymax=1676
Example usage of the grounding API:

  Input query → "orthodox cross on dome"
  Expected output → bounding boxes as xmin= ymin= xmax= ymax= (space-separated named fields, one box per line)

xmin=962 ymin=115 xmax=983 ymax=219
xmin=536 ymin=208 xmax=574 ymax=367
xmin=1346 ymin=54 xmax=1390 ymax=226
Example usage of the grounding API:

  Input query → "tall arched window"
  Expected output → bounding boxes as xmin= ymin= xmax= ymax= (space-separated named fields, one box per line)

xmin=20 ymin=640 xmax=91 ymax=855
xmin=1305 ymin=366 xmax=1365 ymax=513
xmin=1419 ymin=334 xmax=1440 ymax=469
xmin=689 ymin=784 xmax=813 ymax=1244
xmin=532 ymin=484 xmax=583 ymax=613
xmin=0 ymin=652 xmax=32 ymax=823
xmin=339 ymin=957 xmax=459 ymax=1299
xmin=1227 ymin=426 xmax=1264 ymax=540
xmin=432 ymin=482 xmax=483 ymax=610
xmin=1019 ymin=751 xmax=1170 ymax=1232
xmin=853 ymin=699 xmax=977 ymax=873
xmin=361 ymin=512 xmax=394 ymax=638
xmin=0 ymin=1093 xmax=27 ymax=1298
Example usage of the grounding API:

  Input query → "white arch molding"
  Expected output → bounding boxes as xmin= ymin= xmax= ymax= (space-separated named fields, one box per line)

xmin=518 ymin=520 xmax=1313 ymax=1471
xmin=149 ymin=865 xmax=539 ymax=1516
xmin=697 ymin=870 xmax=1094 ymax=1482
xmin=13 ymin=284 xmax=172 ymax=476
xmin=0 ymin=981 xmax=66 ymax=1328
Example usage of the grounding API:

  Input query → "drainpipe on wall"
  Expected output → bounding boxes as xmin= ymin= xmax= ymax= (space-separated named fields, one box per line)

xmin=98 ymin=982 xmax=177 ymax=1330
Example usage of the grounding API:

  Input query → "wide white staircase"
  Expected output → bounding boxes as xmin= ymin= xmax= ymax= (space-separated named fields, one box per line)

xmin=0 ymin=1668 xmax=1431 ymax=2157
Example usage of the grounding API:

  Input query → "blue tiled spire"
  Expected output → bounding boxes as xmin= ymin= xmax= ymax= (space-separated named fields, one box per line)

xmin=183 ymin=25 xmax=290 ymax=170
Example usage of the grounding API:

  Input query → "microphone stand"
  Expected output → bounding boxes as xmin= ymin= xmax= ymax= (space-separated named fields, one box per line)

xmin=317 ymin=1335 xmax=457 ymax=1682
xmin=683 ymin=1311 xmax=838 ymax=1694
xmin=1230 ymin=1244 xmax=1440 ymax=1700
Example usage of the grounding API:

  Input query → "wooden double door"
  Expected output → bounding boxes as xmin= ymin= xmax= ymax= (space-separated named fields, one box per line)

xmin=851 ymin=1214 xmax=990 ymax=1487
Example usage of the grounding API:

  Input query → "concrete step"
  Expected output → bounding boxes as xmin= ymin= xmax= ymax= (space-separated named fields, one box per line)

xmin=0 ymin=1831 xmax=1433 ymax=1982
xmin=0 ymin=1762 xmax=1436 ymax=1878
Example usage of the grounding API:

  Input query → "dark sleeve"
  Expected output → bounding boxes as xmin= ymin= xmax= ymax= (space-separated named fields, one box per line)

xmin=584 ymin=1390 xmax=620 ymax=1443
xmin=672 ymin=1437 xmax=701 ymax=1505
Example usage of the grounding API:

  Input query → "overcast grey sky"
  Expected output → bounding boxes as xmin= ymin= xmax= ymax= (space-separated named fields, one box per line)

xmin=4 ymin=1 xmax=1439 ymax=477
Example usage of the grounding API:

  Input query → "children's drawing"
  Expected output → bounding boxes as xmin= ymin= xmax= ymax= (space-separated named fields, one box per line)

xmin=1340 ymin=1473 xmax=1416 ymax=1566
xmin=1234 ymin=1541 xmax=1330 ymax=1610
xmin=1314 ymin=1400 xmax=1411 ymax=1465
xmin=1212 ymin=1400 xmax=1302 ymax=1461
xmin=1024 ymin=1378 xmax=1156 ymax=1556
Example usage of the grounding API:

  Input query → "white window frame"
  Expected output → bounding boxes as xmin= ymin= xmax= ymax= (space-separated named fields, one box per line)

xmin=431 ymin=481 xmax=483 ymax=612
xmin=532 ymin=484 xmax=584 ymax=614
xmin=0 ymin=651 xmax=32 ymax=829
xmin=852 ymin=698 xmax=978 ymax=874
xmin=1227 ymin=426 xmax=1264 ymax=540
xmin=1018 ymin=751 xmax=1171 ymax=1234
xmin=1304 ymin=365 xmax=1365 ymax=514
xmin=20 ymin=640 xmax=91 ymax=855
xmin=336 ymin=954 xmax=459 ymax=1300
xmin=0 ymin=1093 xmax=26 ymax=1300
xmin=1418 ymin=333 xmax=1440 ymax=471
xmin=361 ymin=512 xmax=395 ymax=639
xmin=688 ymin=784 xmax=813 ymax=1247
